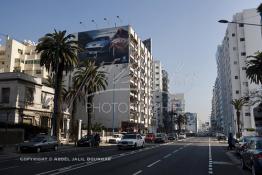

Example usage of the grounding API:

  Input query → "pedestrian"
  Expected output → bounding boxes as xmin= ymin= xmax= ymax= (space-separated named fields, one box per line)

xmin=228 ymin=133 xmax=234 ymax=150
xmin=94 ymin=133 xmax=100 ymax=147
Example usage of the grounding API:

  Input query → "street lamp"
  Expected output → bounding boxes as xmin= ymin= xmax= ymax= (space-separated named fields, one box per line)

xmin=218 ymin=19 xmax=262 ymax=27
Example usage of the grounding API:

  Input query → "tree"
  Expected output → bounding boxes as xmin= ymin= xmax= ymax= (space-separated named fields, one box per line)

xmin=246 ymin=51 xmax=262 ymax=85
xmin=70 ymin=60 xmax=107 ymax=135
xmin=231 ymin=97 xmax=248 ymax=138
xmin=36 ymin=30 xmax=79 ymax=139
xmin=174 ymin=114 xmax=187 ymax=134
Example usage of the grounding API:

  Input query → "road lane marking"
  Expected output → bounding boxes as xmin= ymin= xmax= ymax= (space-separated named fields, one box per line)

xmin=0 ymin=165 xmax=20 ymax=171
xmin=173 ymin=150 xmax=178 ymax=153
xmin=35 ymin=144 xmax=166 ymax=175
xmin=133 ymin=170 xmax=142 ymax=175
xmin=163 ymin=153 xmax=172 ymax=159
xmin=208 ymin=137 xmax=213 ymax=175
xmin=147 ymin=160 xmax=161 ymax=168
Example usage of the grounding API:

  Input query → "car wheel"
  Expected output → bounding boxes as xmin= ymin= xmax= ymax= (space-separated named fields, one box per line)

xmin=36 ymin=147 xmax=41 ymax=153
xmin=54 ymin=145 xmax=58 ymax=151
xmin=142 ymin=142 xmax=144 ymax=148
xmin=241 ymin=159 xmax=247 ymax=170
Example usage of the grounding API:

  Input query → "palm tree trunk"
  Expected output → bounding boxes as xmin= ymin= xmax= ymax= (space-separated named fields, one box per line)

xmin=70 ymin=99 xmax=77 ymax=146
xmin=87 ymin=95 xmax=93 ymax=135
xmin=53 ymin=64 xmax=64 ymax=141
xmin=236 ymin=111 xmax=241 ymax=138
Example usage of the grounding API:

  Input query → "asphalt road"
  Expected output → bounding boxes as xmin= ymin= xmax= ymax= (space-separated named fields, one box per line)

xmin=0 ymin=137 xmax=252 ymax=175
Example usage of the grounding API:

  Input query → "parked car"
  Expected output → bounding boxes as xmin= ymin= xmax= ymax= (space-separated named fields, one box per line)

xmin=145 ymin=133 xmax=156 ymax=143
xmin=178 ymin=133 xmax=187 ymax=139
xmin=155 ymin=133 xmax=168 ymax=143
xmin=77 ymin=135 xmax=95 ymax=147
xmin=108 ymin=134 xmax=123 ymax=144
xmin=235 ymin=136 xmax=254 ymax=155
xmin=117 ymin=134 xmax=144 ymax=150
xmin=18 ymin=135 xmax=58 ymax=153
xmin=168 ymin=133 xmax=177 ymax=141
xmin=241 ymin=137 xmax=262 ymax=175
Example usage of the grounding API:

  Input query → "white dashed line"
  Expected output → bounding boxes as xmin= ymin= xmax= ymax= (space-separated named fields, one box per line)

xmin=163 ymin=153 xmax=172 ymax=159
xmin=133 ymin=170 xmax=143 ymax=175
xmin=147 ymin=160 xmax=161 ymax=168
xmin=208 ymin=137 xmax=213 ymax=175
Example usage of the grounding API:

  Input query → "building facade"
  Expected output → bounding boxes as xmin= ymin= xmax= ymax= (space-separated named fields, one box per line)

xmin=0 ymin=38 xmax=49 ymax=79
xmin=185 ymin=112 xmax=198 ymax=134
xmin=69 ymin=25 xmax=154 ymax=133
xmin=214 ymin=8 xmax=262 ymax=136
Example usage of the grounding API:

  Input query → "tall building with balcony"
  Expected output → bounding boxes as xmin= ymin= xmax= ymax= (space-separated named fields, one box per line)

xmin=70 ymin=25 xmax=154 ymax=133
xmin=0 ymin=38 xmax=49 ymax=79
xmin=152 ymin=60 xmax=163 ymax=132
xmin=215 ymin=8 xmax=262 ymax=136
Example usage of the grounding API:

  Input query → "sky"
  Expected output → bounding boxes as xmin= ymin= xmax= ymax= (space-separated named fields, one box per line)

xmin=0 ymin=0 xmax=261 ymax=122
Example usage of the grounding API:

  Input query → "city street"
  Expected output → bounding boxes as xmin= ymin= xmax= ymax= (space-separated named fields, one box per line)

xmin=0 ymin=137 xmax=250 ymax=175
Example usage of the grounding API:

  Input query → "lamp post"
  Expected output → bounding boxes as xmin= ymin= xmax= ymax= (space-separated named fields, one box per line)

xmin=218 ymin=19 xmax=262 ymax=27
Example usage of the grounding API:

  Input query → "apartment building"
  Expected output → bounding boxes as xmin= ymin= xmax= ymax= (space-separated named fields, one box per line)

xmin=214 ymin=8 xmax=262 ymax=136
xmin=185 ymin=112 xmax=198 ymax=134
xmin=152 ymin=60 xmax=163 ymax=132
xmin=69 ymin=25 xmax=154 ymax=133
xmin=0 ymin=38 xmax=49 ymax=79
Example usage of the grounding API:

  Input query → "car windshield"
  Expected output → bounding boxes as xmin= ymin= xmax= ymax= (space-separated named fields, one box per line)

xmin=113 ymin=135 xmax=121 ymax=138
xmin=256 ymin=140 xmax=262 ymax=149
xmin=122 ymin=134 xmax=136 ymax=139
xmin=30 ymin=137 xmax=45 ymax=142
xmin=82 ymin=135 xmax=93 ymax=140
xmin=94 ymin=37 xmax=109 ymax=41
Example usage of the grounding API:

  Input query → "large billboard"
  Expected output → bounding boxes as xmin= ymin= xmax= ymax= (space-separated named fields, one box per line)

xmin=78 ymin=26 xmax=129 ymax=65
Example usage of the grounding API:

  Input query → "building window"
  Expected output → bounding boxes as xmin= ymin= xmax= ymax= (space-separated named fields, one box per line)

xmin=2 ymin=88 xmax=10 ymax=103
xmin=15 ymin=58 xmax=20 ymax=63
xmin=25 ymin=52 xmax=30 ymax=55
xmin=232 ymin=33 xmax=235 ymax=37
xmin=2 ymin=61 xmax=4 ymax=65
xmin=233 ymin=61 xmax=238 ymax=65
xmin=156 ymin=72 xmax=159 ymax=74
xmin=239 ymin=23 xmax=244 ymax=27
xmin=243 ymin=82 xmax=248 ymax=86
xmin=233 ymin=47 xmax=237 ymax=51
xmin=18 ymin=49 xmax=23 ymax=55
xmin=36 ymin=70 xmax=41 ymax=74
xmin=242 ymin=67 xmax=247 ymax=70
xmin=240 ymin=38 xmax=245 ymax=42
xmin=25 ymin=87 xmax=34 ymax=104
xmin=241 ymin=52 xmax=246 ymax=56
xmin=236 ymin=90 xmax=240 ymax=94
xmin=245 ymin=113 xmax=250 ymax=116
xmin=235 ymin=76 xmax=238 ymax=79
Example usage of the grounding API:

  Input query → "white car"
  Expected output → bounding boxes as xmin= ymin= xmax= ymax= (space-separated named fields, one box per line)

xmin=108 ymin=134 xmax=123 ymax=144
xmin=178 ymin=133 xmax=186 ymax=139
xmin=117 ymin=134 xmax=145 ymax=150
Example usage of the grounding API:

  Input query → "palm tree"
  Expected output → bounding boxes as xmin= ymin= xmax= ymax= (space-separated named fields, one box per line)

xmin=36 ymin=30 xmax=79 ymax=139
xmin=246 ymin=51 xmax=262 ymax=85
xmin=68 ymin=60 xmax=107 ymax=134
xmin=231 ymin=97 xmax=248 ymax=138
xmin=174 ymin=114 xmax=187 ymax=134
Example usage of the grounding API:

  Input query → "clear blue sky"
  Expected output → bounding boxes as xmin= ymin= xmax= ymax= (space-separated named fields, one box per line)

xmin=0 ymin=0 xmax=261 ymax=121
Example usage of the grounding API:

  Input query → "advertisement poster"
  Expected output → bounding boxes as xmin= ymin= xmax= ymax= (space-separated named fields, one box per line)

xmin=78 ymin=26 xmax=129 ymax=65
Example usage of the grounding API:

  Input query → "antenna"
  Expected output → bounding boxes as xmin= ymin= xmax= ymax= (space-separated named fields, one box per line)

xmin=103 ymin=18 xmax=110 ymax=26
xmin=91 ymin=19 xmax=98 ymax=29
xmin=116 ymin=16 xmax=123 ymax=27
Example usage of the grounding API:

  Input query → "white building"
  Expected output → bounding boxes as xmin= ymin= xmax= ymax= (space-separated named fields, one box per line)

xmin=215 ymin=8 xmax=262 ymax=136
xmin=0 ymin=72 xmax=70 ymax=139
xmin=0 ymin=38 xmax=49 ymax=79
xmin=152 ymin=60 xmax=163 ymax=132
xmin=185 ymin=113 xmax=198 ymax=134
xmin=68 ymin=26 xmax=154 ymax=133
